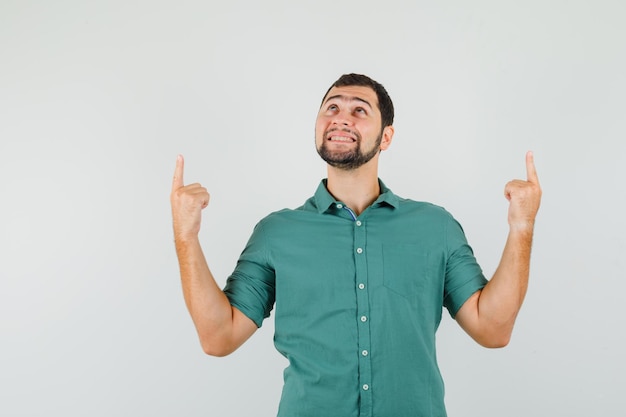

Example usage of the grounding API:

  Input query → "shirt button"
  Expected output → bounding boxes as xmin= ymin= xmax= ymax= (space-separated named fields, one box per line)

xmin=362 ymin=350 xmax=369 ymax=356
xmin=356 ymin=220 xmax=362 ymax=226
xmin=362 ymin=384 xmax=369 ymax=391
xmin=336 ymin=203 xmax=343 ymax=209
xmin=358 ymin=283 xmax=365 ymax=290
xmin=360 ymin=315 xmax=367 ymax=322
xmin=356 ymin=248 xmax=363 ymax=254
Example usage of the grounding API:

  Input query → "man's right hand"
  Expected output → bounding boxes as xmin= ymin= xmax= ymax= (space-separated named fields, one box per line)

xmin=170 ymin=155 xmax=210 ymax=240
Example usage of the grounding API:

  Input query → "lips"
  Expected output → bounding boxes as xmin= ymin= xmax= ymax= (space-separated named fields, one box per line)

xmin=328 ymin=136 xmax=356 ymax=142
xmin=325 ymin=129 xmax=358 ymax=142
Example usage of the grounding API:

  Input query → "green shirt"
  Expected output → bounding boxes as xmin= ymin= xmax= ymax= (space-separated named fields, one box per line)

xmin=224 ymin=180 xmax=487 ymax=417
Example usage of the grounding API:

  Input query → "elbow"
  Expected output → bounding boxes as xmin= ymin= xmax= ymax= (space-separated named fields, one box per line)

xmin=203 ymin=347 xmax=232 ymax=357
xmin=201 ymin=341 xmax=234 ymax=357
xmin=473 ymin=315 xmax=517 ymax=348
xmin=477 ymin=331 xmax=512 ymax=349
xmin=199 ymin=335 xmax=236 ymax=357
xmin=481 ymin=337 xmax=510 ymax=349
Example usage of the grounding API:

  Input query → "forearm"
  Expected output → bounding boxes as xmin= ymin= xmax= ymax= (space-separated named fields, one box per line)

xmin=175 ymin=235 xmax=237 ymax=355
xmin=478 ymin=225 xmax=533 ymax=341
xmin=456 ymin=152 xmax=541 ymax=347
xmin=170 ymin=156 xmax=256 ymax=355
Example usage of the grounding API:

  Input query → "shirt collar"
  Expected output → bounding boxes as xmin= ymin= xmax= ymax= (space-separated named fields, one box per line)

xmin=313 ymin=178 xmax=400 ymax=214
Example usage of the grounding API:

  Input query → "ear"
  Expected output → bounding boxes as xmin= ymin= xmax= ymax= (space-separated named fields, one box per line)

xmin=379 ymin=125 xmax=394 ymax=151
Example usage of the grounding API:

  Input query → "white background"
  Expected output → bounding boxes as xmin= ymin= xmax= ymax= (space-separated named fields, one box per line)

xmin=1 ymin=1 xmax=625 ymax=416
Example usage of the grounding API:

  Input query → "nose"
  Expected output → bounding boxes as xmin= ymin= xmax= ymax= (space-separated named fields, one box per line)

xmin=331 ymin=110 xmax=353 ymax=126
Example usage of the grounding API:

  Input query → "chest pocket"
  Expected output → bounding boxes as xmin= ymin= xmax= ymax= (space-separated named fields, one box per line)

xmin=382 ymin=243 xmax=429 ymax=298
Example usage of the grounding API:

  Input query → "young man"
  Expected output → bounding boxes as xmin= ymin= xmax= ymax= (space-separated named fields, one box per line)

xmin=170 ymin=74 xmax=542 ymax=416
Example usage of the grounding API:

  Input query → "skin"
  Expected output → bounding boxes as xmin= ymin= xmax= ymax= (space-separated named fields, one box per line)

xmin=314 ymin=85 xmax=395 ymax=215
xmin=171 ymin=84 xmax=542 ymax=355
xmin=171 ymin=156 xmax=257 ymax=356
xmin=316 ymin=87 xmax=385 ymax=171
xmin=455 ymin=151 xmax=541 ymax=347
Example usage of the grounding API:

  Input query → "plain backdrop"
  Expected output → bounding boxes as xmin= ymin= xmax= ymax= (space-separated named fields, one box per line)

xmin=1 ymin=1 xmax=625 ymax=416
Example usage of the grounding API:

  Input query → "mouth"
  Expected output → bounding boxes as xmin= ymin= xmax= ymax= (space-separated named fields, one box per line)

xmin=328 ymin=135 xmax=356 ymax=143
xmin=325 ymin=129 xmax=357 ymax=143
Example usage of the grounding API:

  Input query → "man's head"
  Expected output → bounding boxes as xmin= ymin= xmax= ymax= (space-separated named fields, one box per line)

xmin=316 ymin=74 xmax=395 ymax=170
xmin=321 ymin=73 xmax=394 ymax=129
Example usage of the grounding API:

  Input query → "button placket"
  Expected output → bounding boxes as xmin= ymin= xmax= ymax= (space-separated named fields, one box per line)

xmin=353 ymin=214 xmax=372 ymax=416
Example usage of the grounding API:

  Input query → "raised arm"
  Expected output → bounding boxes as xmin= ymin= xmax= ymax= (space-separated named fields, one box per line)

xmin=455 ymin=151 xmax=542 ymax=348
xmin=171 ymin=155 xmax=257 ymax=356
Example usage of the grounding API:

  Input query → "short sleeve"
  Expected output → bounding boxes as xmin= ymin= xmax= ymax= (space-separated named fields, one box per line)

xmin=223 ymin=221 xmax=276 ymax=328
xmin=442 ymin=215 xmax=488 ymax=318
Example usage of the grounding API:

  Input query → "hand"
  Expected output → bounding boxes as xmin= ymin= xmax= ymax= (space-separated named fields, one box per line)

xmin=170 ymin=155 xmax=210 ymax=240
xmin=505 ymin=151 xmax=542 ymax=231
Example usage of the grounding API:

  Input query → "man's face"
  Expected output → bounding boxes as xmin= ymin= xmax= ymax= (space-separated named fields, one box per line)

xmin=315 ymin=85 xmax=387 ymax=170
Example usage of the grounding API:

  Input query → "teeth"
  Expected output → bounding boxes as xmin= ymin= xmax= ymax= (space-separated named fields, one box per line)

xmin=329 ymin=136 xmax=354 ymax=142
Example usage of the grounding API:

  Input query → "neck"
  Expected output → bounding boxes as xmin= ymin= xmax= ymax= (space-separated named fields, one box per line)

xmin=325 ymin=159 xmax=381 ymax=216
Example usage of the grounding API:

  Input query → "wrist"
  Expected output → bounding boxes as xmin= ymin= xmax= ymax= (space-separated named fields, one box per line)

xmin=174 ymin=231 xmax=200 ymax=246
xmin=508 ymin=221 xmax=535 ymax=235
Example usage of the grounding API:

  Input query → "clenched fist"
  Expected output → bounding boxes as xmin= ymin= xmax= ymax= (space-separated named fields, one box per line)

xmin=505 ymin=151 xmax=542 ymax=231
xmin=171 ymin=155 xmax=210 ymax=240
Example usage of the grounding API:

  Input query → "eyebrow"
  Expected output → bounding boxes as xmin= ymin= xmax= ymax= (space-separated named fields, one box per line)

xmin=323 ymin=94 xmax=373 ymax=109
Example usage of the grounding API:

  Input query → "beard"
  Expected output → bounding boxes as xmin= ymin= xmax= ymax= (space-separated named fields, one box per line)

xmin=317 ymin=129 xmax=383 ymax=170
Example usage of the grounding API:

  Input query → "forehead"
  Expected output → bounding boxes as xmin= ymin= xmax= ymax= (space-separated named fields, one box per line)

xmin=323 ymin=85 xmax=379 ymax=108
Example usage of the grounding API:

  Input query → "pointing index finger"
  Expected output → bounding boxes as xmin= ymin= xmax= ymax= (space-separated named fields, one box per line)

xmin=172 ymin=154 xmax=184 ymax=190
xmin=525 ymin=151 xmax=539 ymax=184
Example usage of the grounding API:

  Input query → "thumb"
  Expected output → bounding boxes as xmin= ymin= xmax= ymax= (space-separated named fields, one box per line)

xmin=172 ymin=154 xmax=184 ymax=190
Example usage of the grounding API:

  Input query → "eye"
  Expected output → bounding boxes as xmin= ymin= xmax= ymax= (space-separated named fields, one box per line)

xmin=354 ymin=107 xmax=367 ymax=115
xmin=327 ymin=104 xmax=338 ymax=111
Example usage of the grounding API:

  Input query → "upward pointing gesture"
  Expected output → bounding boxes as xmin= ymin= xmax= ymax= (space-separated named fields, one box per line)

xmin=171 ymin=155 xmax=210 ymax=240
xmin=504 ymin=151 xmax=542 ymax=231
xmin=171 ymin=154 xmax=185 ymax=190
